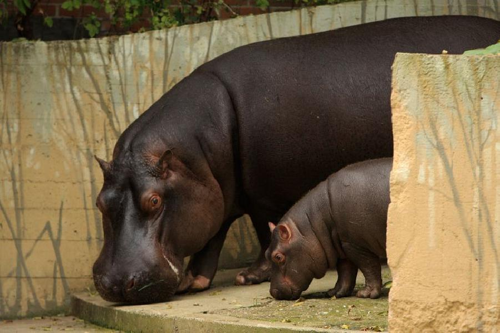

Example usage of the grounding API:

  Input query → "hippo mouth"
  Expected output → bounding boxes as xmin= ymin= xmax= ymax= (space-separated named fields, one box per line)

xmin=122 ymin=276 xmax=176 ymax=304
xmin=270 ymin=286 xmax=303 ymax=300
xmin=161 ymin=249 xmax=181 ymax=284
xmin=94 ymin=269 xmax=178 ymax=304
xmin=270 ymin=278 xmax=304 ymax=300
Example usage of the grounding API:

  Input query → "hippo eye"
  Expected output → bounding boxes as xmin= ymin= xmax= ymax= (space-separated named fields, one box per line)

xmin=274 ymin=253 xmax=285 ymax=264
xmin=149 ymin=195 xmax=162 ymax=210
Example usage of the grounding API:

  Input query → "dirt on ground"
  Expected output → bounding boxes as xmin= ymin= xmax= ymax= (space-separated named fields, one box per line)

xmin=214 ymin=289 xmax=388 ymax=331
xmin=214 ymin=267 xmax=392 ymax=332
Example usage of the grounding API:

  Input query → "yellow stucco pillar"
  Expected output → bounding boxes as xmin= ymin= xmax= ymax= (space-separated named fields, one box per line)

xmin=389 ymin=53 xmax=500 ymax=331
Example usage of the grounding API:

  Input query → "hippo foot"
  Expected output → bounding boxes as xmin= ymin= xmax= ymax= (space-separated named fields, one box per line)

xmin=234 ymin=261 xmax=271 ymax=285
xmin=190 ymin=275 xmax=211 ymax=291
xmin=327 ymin=285 xmax=354 ymax=298
xmin=176 ymin=271 xmax=211 ymax=294
xmin=356 ymin=286 xmax=381 ymax=299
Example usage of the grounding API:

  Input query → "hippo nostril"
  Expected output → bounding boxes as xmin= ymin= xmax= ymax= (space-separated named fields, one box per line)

xmin=100 ymin=276 xmax=111 ymax=289
xmin=125 ymin=278 xmax=136 ymax=292
xmin=271 ymin=288 xmax=282 ymax=300
xmin=112 ymin=286 xmax=121 ymax=295
xmin=270 ymin=287 xmax=297 ymax=300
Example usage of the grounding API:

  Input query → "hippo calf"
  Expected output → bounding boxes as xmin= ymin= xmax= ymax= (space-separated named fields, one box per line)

xmin=267 ymin=158 xmax=392 ymax=300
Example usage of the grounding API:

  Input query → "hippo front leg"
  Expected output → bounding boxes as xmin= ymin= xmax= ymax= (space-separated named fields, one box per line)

xmin=235 ymin=210 xmax=274 ymax=285
xmin=177 ymin=219 xmax=235 ymax=293
xmin=343 ymin=243 xmax=383 ymax=299
xmin=234 ymin=253 xmax=272 ymax=285
xmin=327 ymin=259 xmax=358 ymax=298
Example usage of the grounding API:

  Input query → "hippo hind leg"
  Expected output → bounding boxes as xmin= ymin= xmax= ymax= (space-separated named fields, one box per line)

xmin=327 ymin=258 xmax=358 ymax=298
xmin=343 ymin=243 xmax=382 ymax=299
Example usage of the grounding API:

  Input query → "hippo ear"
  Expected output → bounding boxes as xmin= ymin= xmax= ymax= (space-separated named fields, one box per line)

xmin=268 ymin=222 xmax=276 ymax=233
xmin=278 ymin=224 xmax=292 ymax=242
xmin=94 ymin=156 xmax=111 ymax=174
xmin=156 ymin=149 xmax=173 ymax=179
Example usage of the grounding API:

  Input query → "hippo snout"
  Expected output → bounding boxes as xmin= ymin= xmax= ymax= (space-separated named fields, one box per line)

xmin=270 ymin=288 xmax=286 ymax=300
xmin=93 ymin=275 xmax=123 ymax=302
xmin=92 ymin=253 xmax=180 ymax=304
xmin=270 ymin=286 xmax=302 ymax=300
xmin=94 ymin=272 xmax=178 ymax=303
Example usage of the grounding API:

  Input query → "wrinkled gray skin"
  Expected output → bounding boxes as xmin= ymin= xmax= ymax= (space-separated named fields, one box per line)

xmin=267 ymin=158 xmax=392 ymax=300
xmin=92 ymin=15 xmax=500 ymax=304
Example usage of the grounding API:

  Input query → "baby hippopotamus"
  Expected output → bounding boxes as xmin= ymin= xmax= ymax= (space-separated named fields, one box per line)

xmin=266 ymin=158 xmax=392 ymax=300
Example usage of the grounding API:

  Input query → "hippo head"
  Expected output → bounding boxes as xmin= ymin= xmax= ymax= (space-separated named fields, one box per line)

xmin=92 ymin=143 xmax=224 ymax=303
xmin=266 ymin=220 xmax=328 ymax=300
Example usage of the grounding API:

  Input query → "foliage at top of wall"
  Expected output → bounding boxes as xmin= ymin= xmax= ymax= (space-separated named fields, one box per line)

xmin=0 ymin=0 xmax=356 ymax=40
xmin=464 ymin=42 xmax=500 ymax=55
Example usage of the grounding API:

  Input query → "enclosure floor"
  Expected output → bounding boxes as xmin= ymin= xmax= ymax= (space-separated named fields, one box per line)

xmin=0 ymin=315 xmax=121 ymax=332
xmin=72 ymin=267 xmax=390 ymax=332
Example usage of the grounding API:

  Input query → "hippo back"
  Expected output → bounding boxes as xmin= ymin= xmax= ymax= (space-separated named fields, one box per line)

xmin=328 ymin=158 xmax=392 ymax=257
xmin=199 ymin=16 xmax=500 ymax=217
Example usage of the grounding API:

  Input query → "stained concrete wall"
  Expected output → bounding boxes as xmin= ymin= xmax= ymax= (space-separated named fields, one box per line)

xmin=1 ymin=0 xmax=499 ymax=319
xmin=389 ymin=54 xmax=500 ymax=331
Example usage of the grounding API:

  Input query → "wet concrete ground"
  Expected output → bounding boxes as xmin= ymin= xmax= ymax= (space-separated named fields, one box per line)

xmin=72 ymin=267 xmax=391 ymax=332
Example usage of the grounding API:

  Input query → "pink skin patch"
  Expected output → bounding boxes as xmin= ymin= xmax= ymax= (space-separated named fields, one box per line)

xmin=191 ymin=276 xmax=211 ymax=291
xmin=278 ymin=274 xmax=300 ymax=293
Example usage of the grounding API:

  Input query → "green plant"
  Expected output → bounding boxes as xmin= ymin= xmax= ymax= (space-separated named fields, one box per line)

xmin=0 ymin=0 xmax=359 ymax=40
xmin=464 ymin=41 xmax=500 ymax=55
xmin=83 ymin=12 xmax=100 ymax=37
xmin=56 ymin=0 xmax=227 ymax=36
xmin=12 ymin=0 xmax=33 ymax=15
xmin=0 ymin=0 xmax=58 ymax=39
xmin=0 ymin=0 xmax=53 ymax=38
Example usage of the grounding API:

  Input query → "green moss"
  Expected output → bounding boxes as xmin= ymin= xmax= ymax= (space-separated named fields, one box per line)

xmin=215 ymin=292 xmax=388 ymax=331
xmin=215 ymin=266 xmax=391 ymax=331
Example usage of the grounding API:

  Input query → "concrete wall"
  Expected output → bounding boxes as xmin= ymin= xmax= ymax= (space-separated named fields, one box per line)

xmin=1 ymin=0 xmax=499 ymax=319
xmin=389 ymin=54 xmax=500 ymax=331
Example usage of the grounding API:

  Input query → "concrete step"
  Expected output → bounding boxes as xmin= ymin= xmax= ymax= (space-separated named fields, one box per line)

xmin=72 ymin=268 xmax=390 ymax=333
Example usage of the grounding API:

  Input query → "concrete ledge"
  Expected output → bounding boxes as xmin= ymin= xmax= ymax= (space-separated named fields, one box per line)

xmin=72 ymin=268 xmax=389 ymax=332
xmin=72 ymin=296 xmax=331 ymax=333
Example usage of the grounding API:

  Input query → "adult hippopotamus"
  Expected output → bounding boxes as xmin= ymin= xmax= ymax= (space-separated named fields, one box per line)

xmin=92 ymin=15 xmax=500 ymax=303
xmin=267 ymin=158 xmax=392 ymax=300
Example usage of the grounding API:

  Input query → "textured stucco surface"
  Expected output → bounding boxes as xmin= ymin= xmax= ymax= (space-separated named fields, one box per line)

xmin=1 ymin=0 xmax=499 ymax=319
xmin=388 ymin=54 xmax=500 ymax=331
